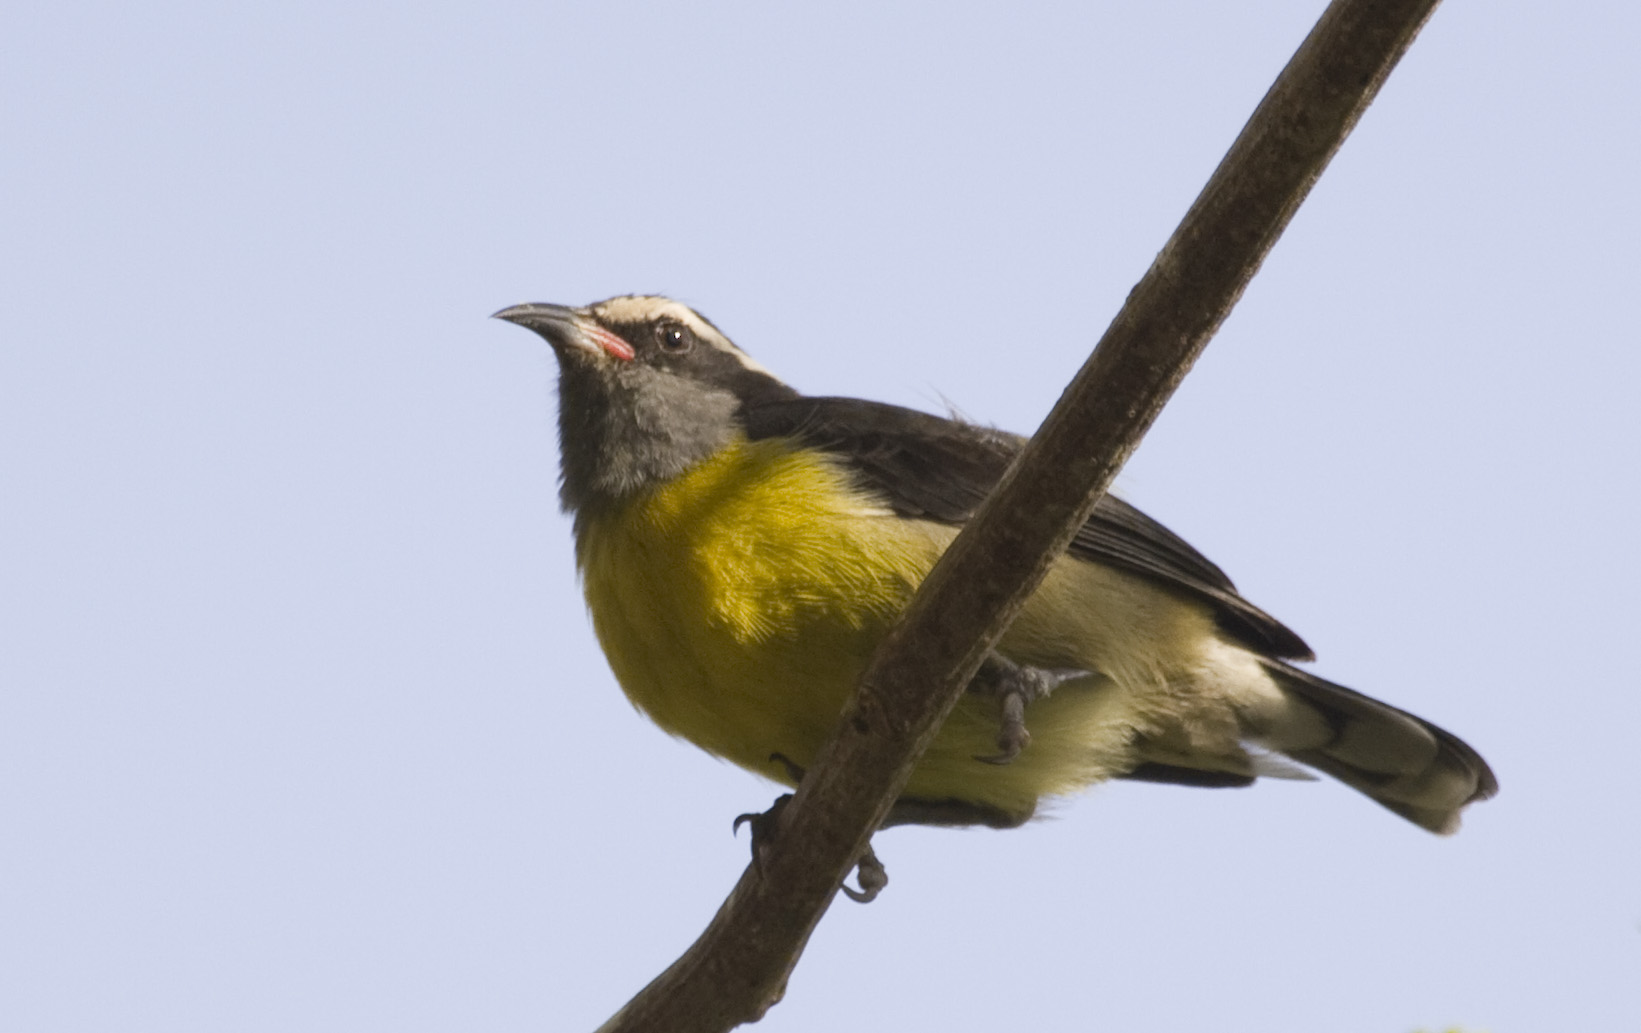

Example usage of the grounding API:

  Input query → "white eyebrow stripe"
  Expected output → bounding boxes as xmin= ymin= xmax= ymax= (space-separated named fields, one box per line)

xmin=592 ymin=295 xmax=786 ymax=382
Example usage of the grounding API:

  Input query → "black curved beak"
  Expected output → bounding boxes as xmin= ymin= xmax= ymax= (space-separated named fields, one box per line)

xmin=493 ymin=302 xmax=636 ymax=363
xmin=492 ymin=303 xmax=584 ymax=350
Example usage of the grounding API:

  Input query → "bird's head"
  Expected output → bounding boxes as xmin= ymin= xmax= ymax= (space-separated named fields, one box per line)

xmin=494 ymin=295 xmax=798 ymax=520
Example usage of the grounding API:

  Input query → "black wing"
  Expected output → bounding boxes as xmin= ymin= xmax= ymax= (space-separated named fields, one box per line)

xmin=739 ymin=396 xmax=1313 ymax=661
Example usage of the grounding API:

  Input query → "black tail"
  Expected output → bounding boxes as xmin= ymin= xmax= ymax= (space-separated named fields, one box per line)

xmin=1260 ymin=662 xmax=1498 ymax=834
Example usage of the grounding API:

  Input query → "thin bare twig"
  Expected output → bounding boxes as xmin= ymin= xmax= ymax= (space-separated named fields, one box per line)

xmin=596 ymin=1 xmax=1442 ymax=1029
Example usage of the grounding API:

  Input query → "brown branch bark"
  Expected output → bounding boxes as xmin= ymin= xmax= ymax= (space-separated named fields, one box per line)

xmin=595 ymin=1 xmax=1442 ymax=1029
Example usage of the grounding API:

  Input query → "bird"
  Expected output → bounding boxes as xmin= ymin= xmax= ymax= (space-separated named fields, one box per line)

xmin=495 ymin=294 xmax=1497 ymax=840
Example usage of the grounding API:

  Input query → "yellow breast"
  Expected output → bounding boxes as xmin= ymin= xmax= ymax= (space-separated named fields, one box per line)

xmin=574 ymin=435 xmax=1136 ymax=817
xmin=576 ymin=437 xmax=939 ymax=778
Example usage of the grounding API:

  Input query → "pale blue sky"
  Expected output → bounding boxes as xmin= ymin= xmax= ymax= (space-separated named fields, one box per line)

xmin=3 ymin=2 xmax=1637 ymax=1031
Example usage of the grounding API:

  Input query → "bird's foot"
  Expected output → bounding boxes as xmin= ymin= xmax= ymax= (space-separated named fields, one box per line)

xmin=732 ymin=791 xmax=792 ymax=870
xmin=727 ymin=753 xmax=809 ymax=862
xmin=733 ymin=779 xmax=890 ymax=904
xmin=842 ymin=844 xmax=888 ymax=903
xmin=968 ymin=655 xmax=1090 ymax=764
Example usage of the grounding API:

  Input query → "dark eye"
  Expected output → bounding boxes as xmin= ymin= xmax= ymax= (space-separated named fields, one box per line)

xmin=654 ymin=321 xmax=695 ymax=354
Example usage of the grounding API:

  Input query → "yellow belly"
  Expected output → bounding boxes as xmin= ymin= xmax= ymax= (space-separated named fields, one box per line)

xmin=576 ymin=436 xmax=1146 ymax=819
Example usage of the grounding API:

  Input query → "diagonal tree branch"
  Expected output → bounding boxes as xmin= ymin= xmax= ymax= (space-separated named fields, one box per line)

xmin=596 ymin=1 xmax=1442 ymax=1029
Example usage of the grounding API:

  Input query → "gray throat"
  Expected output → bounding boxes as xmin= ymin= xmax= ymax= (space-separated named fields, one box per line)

xmin=555 ymin=363 xmax=742 ymax=532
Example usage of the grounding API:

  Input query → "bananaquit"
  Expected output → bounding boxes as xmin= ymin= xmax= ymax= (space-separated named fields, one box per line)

xmin=495 ymin=295 xmax=1496 ymax=834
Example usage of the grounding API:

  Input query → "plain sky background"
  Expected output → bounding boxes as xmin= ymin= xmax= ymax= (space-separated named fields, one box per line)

xmin=3 ymin=2 xmax=1637 ymax=1030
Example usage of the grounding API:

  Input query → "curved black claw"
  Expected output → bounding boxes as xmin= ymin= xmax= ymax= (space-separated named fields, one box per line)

xmin=733 ymin=793 xmax=793 ymax=871
xmin=971 ymin=658 xmax=1091 ymax=764
xmin=841 ymin=845 xmax=889 ymax=904
xmin=768 ymin=751 xmax=807 ymax=783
